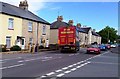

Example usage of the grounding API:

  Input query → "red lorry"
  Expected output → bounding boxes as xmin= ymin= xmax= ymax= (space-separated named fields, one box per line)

xmin=58 ymin=26 xmax=80 ymax=53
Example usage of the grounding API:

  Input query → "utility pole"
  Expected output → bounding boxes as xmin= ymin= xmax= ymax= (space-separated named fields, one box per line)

xmin=36 ymin=22 xmax=39 ymax=53
xmin=107 ymin=30 xmax=109 ymax=43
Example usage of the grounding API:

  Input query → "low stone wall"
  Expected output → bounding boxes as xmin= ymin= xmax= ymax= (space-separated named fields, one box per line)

xmin=0 ymin=50 xmax=29 ymax=54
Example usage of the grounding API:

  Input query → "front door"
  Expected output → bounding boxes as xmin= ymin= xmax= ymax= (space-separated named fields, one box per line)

xmin=21 ymin=38 xmax=25 ymax=49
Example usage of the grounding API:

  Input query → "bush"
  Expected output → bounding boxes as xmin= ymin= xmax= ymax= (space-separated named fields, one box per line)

xmin=39 ymin=45 xmax=44 ymax=49
xmin=2 ymin=48 xmax=6 ymax=52
xmin=10 ymin=45 xmax=21 ymax=51
xmin=0 ymin=45 xmax=7 ymax=52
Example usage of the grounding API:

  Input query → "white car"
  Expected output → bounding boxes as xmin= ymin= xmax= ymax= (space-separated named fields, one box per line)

xmin=110 ymin=44 xmax=116 ymax=48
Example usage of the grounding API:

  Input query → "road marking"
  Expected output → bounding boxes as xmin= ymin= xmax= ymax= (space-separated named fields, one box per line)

xmin=68 ymin=65 xmax=73 ymax=68
xmin=4 ymin=57 xmax=22 ymax=61
xmin=55 ymin=69 xmax=62 ymax=72
xmin=0 ymin=64 xmax=24 ymax=70
xmin=69 ymin=54 xmax=74 ymax=56
xmin=56 ymin=73 xmax=65 ymax=77
xmin=64 ymin=70 xmax=71 ymax=74
xmin=70 ymin=68 xmax=77 ymax=71
xmin=46 ymin=72 xmax=55 ymax=76
xmin=73 ymin=63 xmax=77 ymax=66
xmin=39 ymin=51 xmax=108 ymax=78
xmin=62 ymin=67 xmax=68 ymax=70
xmin=76 ymin=65 xmax=82 ymax=68
xmin=18 ymin=60 xmax=24 ymax=63
xmin=91 ymin=61 xmax=118 ymax=65
xmin=76 ymin=61 xmax=84 ymax=65
xmin=41 ymin=75 xmax=47 ymax=78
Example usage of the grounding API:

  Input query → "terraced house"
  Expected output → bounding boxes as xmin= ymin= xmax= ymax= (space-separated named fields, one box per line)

xmin=0 ymin=0 xmax=50 ymax=49
xmin=50 ymin=16 xmax=101 ymax=46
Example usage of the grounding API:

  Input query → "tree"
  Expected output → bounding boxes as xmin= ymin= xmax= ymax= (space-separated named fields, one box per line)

xmin=98 ymin=26 xmax=117 ymax=44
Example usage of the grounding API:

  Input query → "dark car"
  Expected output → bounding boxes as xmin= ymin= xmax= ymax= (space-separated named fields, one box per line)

xmin=105 ymin=44 xmax=111 ymax=50
xmin=99 ymin=44 xmax=107 ymax=51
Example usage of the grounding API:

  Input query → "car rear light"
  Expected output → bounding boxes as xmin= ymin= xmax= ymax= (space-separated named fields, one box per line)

xmin=74 ymin=39 xmax=75 ymax=43
xmin=58 ymin=40 xmax=60 ymax=44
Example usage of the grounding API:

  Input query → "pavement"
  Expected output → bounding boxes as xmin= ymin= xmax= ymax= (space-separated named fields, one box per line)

xmin=0 ymin=47 xmax=119 ymax=79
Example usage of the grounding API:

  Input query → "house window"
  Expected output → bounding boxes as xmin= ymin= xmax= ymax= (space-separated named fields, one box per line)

xmin=6 ymin=36 xmax=11 ymax=48
xmin=28 ymin=22 xmax=33 ymax=32
xmin=8 ymin=18 xmax=14 ymax=30
xmin=42 ymin=25 xmax=46 ymax=35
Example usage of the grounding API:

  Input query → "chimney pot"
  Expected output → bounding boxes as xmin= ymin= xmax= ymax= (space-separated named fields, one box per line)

xmin=77 ymin=23 xmax=81 ymax=28
xmin=57 ymin=16 xmax=63 ymax=22
xmin=68 ymin=20 xmax=74 ymax=26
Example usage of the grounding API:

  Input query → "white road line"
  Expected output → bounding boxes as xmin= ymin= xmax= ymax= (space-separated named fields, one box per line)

xmin=73 ymin=63 xmax=77 ymax=66
xmin=76 ymin=61 xmax=84 ymax=65
xmin=76 ymin=65 xmax=82 ymax=68
xmin=56 ymin=73 xmax=65 ymax=77
xmin=62 ymin=67 xmax=68 ymax=70
xmin=55 ymin=69 xmax=62 ymax=72
xmin=41 ymin=75 xmax=47 ymax=78
xmin=91 ymin=61 xmax=118 ymax=65
xmin=68 ymin=65 xmax=74 ymax=68
xmin=3 ymin=57 xmax=22 ymax=61
xmin=18 ymin=60 xmax=24 ymax=63
xmin=46 ymin=72 xmax=55 ymax=76
xmin=64 ymin=70 xmax=71 ymax=74
xmin=0 ymin=64 xmax=24 ymax=70
xmin=69 ymin=54 xmax=74 ymax=56
xmin=70 ymin=68 xmax=77 ymax=71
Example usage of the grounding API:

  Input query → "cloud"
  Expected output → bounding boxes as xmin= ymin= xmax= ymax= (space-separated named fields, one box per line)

xmin=0 ymin=0 xmax=46 ymax=14
xmin=0 ymin=0 xmax=119 ymax=14
xmin=50 ymin=7 xmax=61 ymax=10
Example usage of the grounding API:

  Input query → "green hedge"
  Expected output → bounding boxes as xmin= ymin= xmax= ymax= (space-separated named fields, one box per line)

xmin=10 ymin=45 xmax=21 ymax=51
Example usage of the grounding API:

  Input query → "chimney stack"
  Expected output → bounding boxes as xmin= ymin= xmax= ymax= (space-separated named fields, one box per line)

xmin=57 ymin=16 xmax=63 ymax=22
xmin=68 ymin=20 xmax=73 ymax=26
xmin=19 ymin=0 xmax=28 ymax=10
xmin=77 ymin=23 xmax=81 ymax=28
xmin=93 ymin=29 xmax=96 ymax=32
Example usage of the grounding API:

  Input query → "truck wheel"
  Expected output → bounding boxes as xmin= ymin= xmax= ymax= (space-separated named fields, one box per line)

xmin=60 ymin=50 xmax=64 ymax=53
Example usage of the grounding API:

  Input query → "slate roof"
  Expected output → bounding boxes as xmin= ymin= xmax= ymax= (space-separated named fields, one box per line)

xmin=77 ymin=28 xmax=87 ymax=33
xmin=92 ymin=31 xmax=101 ymax=37
xmin=80 ymin=27 xmax=91 ymax=34
xmin=50 ymin=21 xmax=68 ymax=29
xmin=0 ymin=2 xmax=50 ymax=25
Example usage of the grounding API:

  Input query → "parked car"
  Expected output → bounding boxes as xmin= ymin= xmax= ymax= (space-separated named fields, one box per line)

xmin=110 ymin=44 xmax=116 ymax=48
xmin=87 ymin=45 xmax=101 ymax=54
xmin=99 ymin=44 xmax=107 ymax=51
xmin=105 ymin=44 xmax=111 ymax=50
xmin=118 ymin=44 xmax=120 ymax=47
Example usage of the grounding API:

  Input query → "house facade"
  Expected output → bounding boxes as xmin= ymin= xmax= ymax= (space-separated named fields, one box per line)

xmin=0 ymin=1 xmax=50 ymax=49
xmin=50 ymin=16 xmax=101 ymax=46
xmin=80 ymin=27 xmax=101 ymax=45
xmin=50 ymin=16 xmax=68 ymax=45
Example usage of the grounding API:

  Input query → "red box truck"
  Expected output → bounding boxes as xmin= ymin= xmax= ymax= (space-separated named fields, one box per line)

xmin=58 ymin=26 xmax=80 ymax=53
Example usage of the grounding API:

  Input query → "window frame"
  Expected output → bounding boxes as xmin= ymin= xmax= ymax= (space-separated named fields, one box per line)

xmin=8 ymin=18 xmax=14 ymax=30
xmin=28 ymin=22 xmax=33 ymax=32
xmin=42 ymin=25 xmax=46 ymax=35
